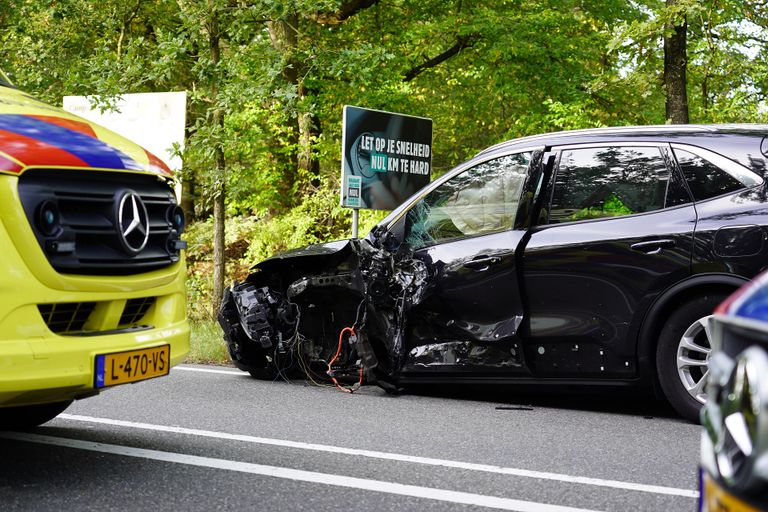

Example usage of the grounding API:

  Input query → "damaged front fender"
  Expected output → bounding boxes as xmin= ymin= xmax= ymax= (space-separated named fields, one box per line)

xmin=217 ymin=237 xmax=430 ymax=388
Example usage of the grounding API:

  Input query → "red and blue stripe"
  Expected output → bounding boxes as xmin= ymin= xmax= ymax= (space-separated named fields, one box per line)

xmin=0 ymin=114 xmax=146 ymax=172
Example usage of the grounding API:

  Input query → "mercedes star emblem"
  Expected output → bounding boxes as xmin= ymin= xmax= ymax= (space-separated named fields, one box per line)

xmin=116 ymin=191 xmax=150 ymax=254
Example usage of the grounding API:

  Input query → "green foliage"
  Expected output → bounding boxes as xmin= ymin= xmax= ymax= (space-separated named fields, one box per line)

xmin=188 ymin=320 xmax=230 ymax=364
xmin=571 ymin=194 xmax=633 ymax=221
xmin=185 ymin=213 xmax=262 ymax=320
xmin=613 ymin=0 xmax=768 ymax=124
xmin=184 ymin=177 xmax=384 ymax=320
xmin=4 ymin=0 xmax=768 ymax=318
xmin=241 ymin=179 xmax=352 ymax=264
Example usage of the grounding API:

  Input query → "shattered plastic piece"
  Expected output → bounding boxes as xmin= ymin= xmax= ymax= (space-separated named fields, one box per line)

xmin=218 ymin=237 xmax=432 ymax=388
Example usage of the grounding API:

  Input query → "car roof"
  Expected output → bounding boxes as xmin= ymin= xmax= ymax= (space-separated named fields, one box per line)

xmin=477 ymin=124 xmax=768 ymax=158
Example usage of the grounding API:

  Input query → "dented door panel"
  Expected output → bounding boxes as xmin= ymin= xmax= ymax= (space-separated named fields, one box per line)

xmin=402 ymin=230 xmax=527 ymax=373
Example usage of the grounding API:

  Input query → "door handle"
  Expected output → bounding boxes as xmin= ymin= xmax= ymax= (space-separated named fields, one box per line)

xmin=463 ymin=255 xmax=502 ymax=271
xmin=630 ymin=239 xmax=676 ymax=255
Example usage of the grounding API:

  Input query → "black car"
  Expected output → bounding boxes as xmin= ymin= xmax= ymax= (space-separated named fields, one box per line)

xmin=700 ymin=271 xmax=768 ymax=511
xmin=219 ymin=125 xmax=768 ymax=421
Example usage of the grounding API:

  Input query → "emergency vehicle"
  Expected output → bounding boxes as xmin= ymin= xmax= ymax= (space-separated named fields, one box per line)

xmin=0 ymin=71 xmax=189 ymax=427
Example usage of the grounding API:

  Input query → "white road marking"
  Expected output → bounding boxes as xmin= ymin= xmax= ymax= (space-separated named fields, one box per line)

xmin=172 ymin=365 xmax=243 ymax=376
xmin=0 ymin=431 xmax=601 ymax=512
xmin=58 ymin=414 xmax=698 ymax=499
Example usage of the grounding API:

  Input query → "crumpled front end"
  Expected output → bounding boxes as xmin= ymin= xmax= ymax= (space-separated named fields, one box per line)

xmin=218 ymin=232 xmax=429 ymax=390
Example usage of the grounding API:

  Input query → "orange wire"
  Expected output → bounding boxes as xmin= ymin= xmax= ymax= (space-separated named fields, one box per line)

xmin=328 ymin=326 xmax=363 ymax=393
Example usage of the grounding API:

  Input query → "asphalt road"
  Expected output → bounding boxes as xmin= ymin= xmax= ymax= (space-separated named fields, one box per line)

xmin=0 ymin=364 xmax=702 ymax=511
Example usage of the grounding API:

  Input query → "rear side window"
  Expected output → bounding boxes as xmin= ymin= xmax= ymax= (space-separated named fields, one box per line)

xmin=548 ymin=146 xmax=673 ymax=224
xmin=673 ymin=148 xmax=747 ymax=201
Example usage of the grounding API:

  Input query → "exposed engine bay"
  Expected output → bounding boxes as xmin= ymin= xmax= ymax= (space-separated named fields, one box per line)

xmin=217 ymin=228 xmax=429 ymax=392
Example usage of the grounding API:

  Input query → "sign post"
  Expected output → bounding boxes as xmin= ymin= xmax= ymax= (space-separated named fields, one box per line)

xmin=341 ymin=106 xmax=432 ymax=236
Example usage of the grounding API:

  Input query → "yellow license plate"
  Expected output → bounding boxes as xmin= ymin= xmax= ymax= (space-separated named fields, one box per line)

xmin=95 ymin=345 xmax=170 ymax=388
xmin=702 ymin=472 xmax=762 ymax=512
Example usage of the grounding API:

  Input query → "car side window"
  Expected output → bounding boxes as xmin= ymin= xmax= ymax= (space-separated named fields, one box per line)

xmin=672 ymin=148 xmax=745 ymax=201
xmin=404 ymin=152 xmax=531 ymax=249
xmin=548 ymin=146 xmax=672 ymax=224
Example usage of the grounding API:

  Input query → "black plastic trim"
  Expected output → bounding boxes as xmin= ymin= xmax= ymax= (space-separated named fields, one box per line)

xmin=18 ymin=170 xmax=183 ymax=275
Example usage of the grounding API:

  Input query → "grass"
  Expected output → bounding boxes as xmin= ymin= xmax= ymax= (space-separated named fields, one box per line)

xmin=186 ymin=320 xmax=232 ymax=365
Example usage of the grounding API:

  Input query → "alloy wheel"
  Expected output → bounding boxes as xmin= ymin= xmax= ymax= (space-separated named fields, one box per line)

xmin=676 ymin=315 xmax=713 ymax=404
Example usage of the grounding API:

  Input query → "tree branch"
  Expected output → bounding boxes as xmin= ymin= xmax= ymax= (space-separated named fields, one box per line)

xmin=708 ymin=30 xmax=768 ymax=45
xmin=117 ymin=0 xmax=142 ymax=59
xmin=309 ymin=0 xmax=380 ymax=25
xmin=403 ymin=34 xmax=477 ymax=82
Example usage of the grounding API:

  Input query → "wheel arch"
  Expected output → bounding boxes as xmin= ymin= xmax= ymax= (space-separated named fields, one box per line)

xmin=636 ymin=273 xmax=747 ymax=389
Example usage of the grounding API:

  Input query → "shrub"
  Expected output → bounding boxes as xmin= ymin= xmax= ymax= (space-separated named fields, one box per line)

xmin=185 ymin=180 xmax=386 ymax=321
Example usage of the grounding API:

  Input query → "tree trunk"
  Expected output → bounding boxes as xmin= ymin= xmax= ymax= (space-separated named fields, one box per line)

xmin=664 ymin=0 xmax=689 ymax=124
xmin=270 ymin=5 xmax=383 ymax=201
xmin=212 ymin=176 xmax=225 ymax=317
xmin=298 ymin=83 xmax=320 ymax=188
xmin=181 ymin=174 xmax=196 ymax=222
xmin=268 ymin=16 xmax=300 ymax=205
xmin=209 ymin=9 xmax=227 ymax=318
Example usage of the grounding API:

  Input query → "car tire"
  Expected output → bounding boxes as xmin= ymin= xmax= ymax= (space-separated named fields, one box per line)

xmin=656 ymin=294 xmax=725 ymax=423
xmin=0 ymin=400 xmax=73 ymax=430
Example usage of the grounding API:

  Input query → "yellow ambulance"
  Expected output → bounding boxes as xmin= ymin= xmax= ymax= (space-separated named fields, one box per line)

xmin=0 ymin=72 xmax=189 ymax=428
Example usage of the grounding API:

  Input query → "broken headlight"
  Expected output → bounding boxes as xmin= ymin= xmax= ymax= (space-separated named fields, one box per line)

xmin=230 ymin=283 xmax=295 ymax=349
